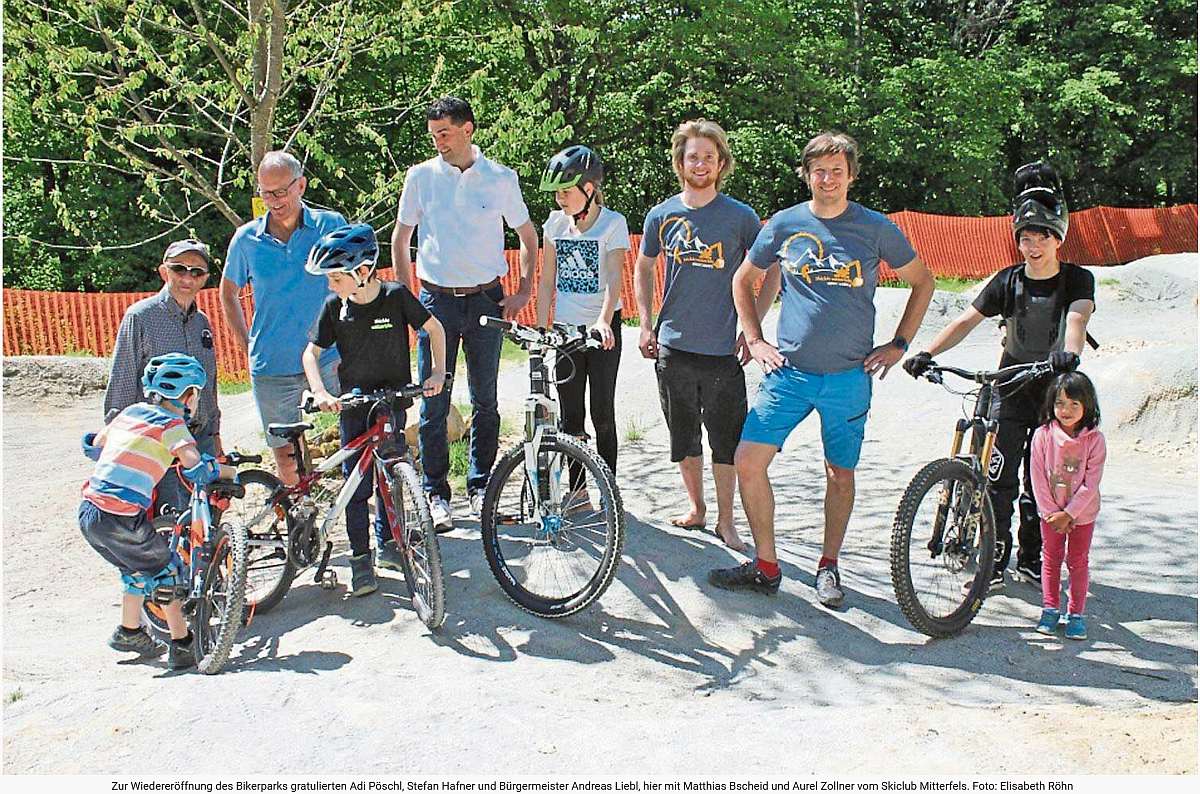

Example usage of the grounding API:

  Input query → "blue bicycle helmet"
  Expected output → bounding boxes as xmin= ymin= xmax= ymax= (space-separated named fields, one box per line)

xmin=304 ymin=223 xmax=379 ymax=283
xmin=142 ymin=353 xmax=207 ymax=401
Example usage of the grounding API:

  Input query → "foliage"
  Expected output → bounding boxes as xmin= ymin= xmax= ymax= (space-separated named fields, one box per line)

xmin=2 ymin=0 xmax=1194 ymax=292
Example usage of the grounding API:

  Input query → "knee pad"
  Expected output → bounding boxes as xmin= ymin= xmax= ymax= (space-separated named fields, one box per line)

xmin=182 ymin=454 xmax=221 ymax=486
xmin=121 ymin=555 xmax=185 ymax=603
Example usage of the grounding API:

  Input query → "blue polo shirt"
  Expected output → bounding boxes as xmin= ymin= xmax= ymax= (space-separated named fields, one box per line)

xmin=225 ymin=204 xmax=346 ymax=376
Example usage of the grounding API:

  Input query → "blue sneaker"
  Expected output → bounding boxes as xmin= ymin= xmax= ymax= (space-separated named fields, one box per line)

xmin=1035 ymin=608 xmax=1060 ymax=635
xmin=1065 ymin=613 xmax=1087 ymax=640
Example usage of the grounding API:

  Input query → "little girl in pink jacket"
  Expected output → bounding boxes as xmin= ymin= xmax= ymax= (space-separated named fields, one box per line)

xmin=1029 ymin=371 xmax=1106 ymax=640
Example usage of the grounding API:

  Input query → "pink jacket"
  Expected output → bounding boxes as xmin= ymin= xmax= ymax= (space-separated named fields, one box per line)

xmin=1029 ymin=421 xmax=1107 ymax=526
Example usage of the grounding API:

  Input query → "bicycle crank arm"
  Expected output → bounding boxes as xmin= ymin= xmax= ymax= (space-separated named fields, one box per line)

xmin=313 ymin=540 xmax=338 ymax=590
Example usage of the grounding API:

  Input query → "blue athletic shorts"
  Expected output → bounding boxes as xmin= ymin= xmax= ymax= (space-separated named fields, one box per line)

xmin=740 ymin=366 xmax=872 ymax=469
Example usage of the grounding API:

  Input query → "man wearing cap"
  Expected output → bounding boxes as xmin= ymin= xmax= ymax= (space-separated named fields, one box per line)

xmin=221 ymin=150 xmax=347 ymax=485
xmin=105 ymin=239 xmax=222 ymax=511
xmin=390 ymin=96 xmax=539 ymax=530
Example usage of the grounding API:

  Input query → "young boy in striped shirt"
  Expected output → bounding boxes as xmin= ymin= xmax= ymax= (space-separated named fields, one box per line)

xmin=79 ymin=353 xmax=233 ymax=670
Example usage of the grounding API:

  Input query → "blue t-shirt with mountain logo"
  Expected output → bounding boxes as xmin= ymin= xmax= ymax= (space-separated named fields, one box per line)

xmin=748 ymin=201 xmax=917 ymax=373
xmin=641 ymin=193 xmax=761 ymax=356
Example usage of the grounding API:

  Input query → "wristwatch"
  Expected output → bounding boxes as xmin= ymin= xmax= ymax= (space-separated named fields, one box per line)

xmin=891 ymin=334 xmax=909 ymax=352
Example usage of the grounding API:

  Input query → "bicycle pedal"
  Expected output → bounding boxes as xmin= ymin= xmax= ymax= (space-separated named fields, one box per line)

xmin=319 ymin=570 xmax=338 ymax=590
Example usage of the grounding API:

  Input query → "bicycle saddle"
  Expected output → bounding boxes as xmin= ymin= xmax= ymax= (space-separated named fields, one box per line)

xmin=267 ymin=421 xmax=313 ymax=440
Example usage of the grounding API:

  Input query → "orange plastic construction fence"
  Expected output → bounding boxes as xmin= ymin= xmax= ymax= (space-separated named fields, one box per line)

xmin=4 ymin=204 xmax=1195 ymax=380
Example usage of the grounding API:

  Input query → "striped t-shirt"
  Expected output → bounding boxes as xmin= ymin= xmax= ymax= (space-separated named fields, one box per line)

xmin=82 ymin=403 xmax=197 ymax=515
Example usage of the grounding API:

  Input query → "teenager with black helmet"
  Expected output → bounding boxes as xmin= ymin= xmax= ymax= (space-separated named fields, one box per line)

xmin=536 ymin=146 xmax=630 ymax=502
xmin=903 ymin=161 xmax=1097 ymax=590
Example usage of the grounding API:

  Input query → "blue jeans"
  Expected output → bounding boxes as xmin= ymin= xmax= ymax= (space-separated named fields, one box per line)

xmin=339 ymin=404 xmax=406 ymax=556
xmin=416 ymin=284 xmax=504 ymax=500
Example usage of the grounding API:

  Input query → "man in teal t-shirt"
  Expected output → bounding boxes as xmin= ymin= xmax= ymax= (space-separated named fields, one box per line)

xmin=709 ymin=131 xmax=934 ymax=609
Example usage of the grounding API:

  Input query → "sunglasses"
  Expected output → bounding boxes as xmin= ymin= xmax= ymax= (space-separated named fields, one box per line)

xmin=166 ymin=263 xmax=210 ymax=278
xmin=257 ymin=176 xmax=300 ymax=199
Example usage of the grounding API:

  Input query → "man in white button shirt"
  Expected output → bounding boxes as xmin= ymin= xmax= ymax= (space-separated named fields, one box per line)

xmin=391 ymin=96 xmax=539 ymax=530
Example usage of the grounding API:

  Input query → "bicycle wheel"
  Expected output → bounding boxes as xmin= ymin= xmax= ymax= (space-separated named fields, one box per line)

xmin=386 ymin=460 xmax=445 ymax=630
xmin=141 ymin=514 xmax=181 ymax=638
xmin=220 ymin=468 xmax=295 ymax=614
xmin=193 ymin=525 xmax=248 ymax=674
xmin=890 ymin=457 xmax=996 ymax=637
xmin=481 ymin=434 xmax=625 ymax=618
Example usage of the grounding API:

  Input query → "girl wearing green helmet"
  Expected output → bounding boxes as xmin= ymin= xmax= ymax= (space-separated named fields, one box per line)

xmin=535 ymin=146 xmax=631 ymax=503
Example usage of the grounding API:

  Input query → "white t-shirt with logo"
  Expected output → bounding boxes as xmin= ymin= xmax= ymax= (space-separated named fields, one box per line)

xmin=542 ymin=207 xmax=630 ymax=326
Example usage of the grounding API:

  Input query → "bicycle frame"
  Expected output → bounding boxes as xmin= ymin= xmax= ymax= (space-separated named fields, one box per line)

xmin=520 ymin=343 xmax=566 ymax=511
xmin=272 ymin=404 xmax=408 ymax=586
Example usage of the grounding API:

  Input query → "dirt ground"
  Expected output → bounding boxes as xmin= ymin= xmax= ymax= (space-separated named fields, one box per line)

xmin=2 ymin=255 xmax=1196 ymax=776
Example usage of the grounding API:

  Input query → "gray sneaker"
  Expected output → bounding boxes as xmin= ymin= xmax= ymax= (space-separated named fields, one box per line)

xmin=376 ymin=539 xmax=404 ymax=572
xmin=468 ymin=490 xmax=485 ymax=518
xmin=348 ymin=553 xmax=378 ymax=596
xmin=815 ymin=566 xmax=844 ymax=608
xmin=108 ymin=625 xmax=166 ymax=657
xmin=429 ymin=495 xmax=453 ymax=533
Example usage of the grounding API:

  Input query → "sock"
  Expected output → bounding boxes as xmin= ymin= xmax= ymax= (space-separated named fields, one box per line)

xmin=172 ymin=631 xmax=193 ymax=647
xmin=819 ymin=556 xmax=838 ymax=570
xmin=756 ymin=558 xmax=780 ymax=578
xmin=118 ymin=624 xmax=142 ymax=635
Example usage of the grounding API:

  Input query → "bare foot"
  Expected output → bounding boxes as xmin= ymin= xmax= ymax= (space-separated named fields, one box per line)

xmin=715 ymin=522 xmax=747 ymax=553
xmin=669 ymin=511 xmax=706 ymax=530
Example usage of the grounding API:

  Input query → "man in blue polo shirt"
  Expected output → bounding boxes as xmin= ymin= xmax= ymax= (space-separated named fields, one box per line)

xmin=220 ymin=150 xmax=346 ymax=484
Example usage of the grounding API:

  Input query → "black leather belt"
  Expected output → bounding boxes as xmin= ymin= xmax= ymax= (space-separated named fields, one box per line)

xmin=422 ymin=277 xmax=501 ymax=297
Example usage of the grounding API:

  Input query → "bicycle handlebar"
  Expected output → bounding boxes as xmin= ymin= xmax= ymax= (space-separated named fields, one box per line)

xmin=300 ymin=375 xmax=453 ymax=414
xmin=924 ymin=359 xmax=1055 ymax=386
xmin=220 ymin=451 xmax=261 ymax=466
xmin=479 ymin=315 xmax=604 ymax=350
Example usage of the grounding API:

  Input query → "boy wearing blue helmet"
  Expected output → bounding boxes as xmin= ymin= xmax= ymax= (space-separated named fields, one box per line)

xmin=302 ymin=224 xmax=447 ymax=596
xmin=79 ymin=353 xmax=235 ymax=670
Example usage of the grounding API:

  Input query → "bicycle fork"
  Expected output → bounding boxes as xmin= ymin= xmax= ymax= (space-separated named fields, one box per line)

xmin=927 ymin=418 xmax=997 ymax=559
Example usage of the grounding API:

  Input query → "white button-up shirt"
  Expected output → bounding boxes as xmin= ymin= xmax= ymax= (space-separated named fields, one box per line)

xmin=398 ymin=145 xmax=531 ymax=287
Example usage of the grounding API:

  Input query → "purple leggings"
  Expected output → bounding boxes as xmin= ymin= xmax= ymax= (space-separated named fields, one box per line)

xmin=1041 ymin=520 xmax=1095 ymax=613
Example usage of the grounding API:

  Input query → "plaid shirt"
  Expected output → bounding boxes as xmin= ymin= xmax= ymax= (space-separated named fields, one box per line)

xmin=103 ymin=287 xmax=221 ymax=438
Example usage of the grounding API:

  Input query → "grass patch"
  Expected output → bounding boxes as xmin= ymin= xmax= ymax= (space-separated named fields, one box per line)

xmin=6 ymin=688 xmax=24 ymax=704
xmin=454 ymin=338 xmax=526 ymax=371
xmin=448 ymin=438 xmax=469 ymax=495
xmin=1099 ymin=277 xmax=1120 ymax=287
xmin=309 ymin=410 xmax=339 ymax=435
xmin=217 ymin=376 xmax=252 ymax=396
xmin=880 ymin=276 xmax=979 ymax=292
xmin=623 ymin=416 xmax=646 ymax=443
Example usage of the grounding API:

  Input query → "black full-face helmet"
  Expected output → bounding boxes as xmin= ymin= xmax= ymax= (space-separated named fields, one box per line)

xmin=1012 ymin=161 xmax=1069 ymax=242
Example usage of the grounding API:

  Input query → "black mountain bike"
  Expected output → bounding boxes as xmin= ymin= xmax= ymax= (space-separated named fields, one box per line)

xmin=891 ymin=359 xmax=1054 ymax=637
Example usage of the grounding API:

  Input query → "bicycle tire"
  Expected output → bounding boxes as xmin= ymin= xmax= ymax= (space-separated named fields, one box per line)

xmin=481 ymin=434 xmax=625 ymax=618
xmin=221 ymin=468 xmax=295 ymax=614
xmin=890 ymin=457 xmax=996 ymax=637
xmin=193 ymin=525 xmax=247 ymax=674
xmin=387 ymin=460 xmax=445 ymax=630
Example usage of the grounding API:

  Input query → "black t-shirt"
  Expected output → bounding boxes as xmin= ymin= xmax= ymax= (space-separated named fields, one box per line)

xmin=972 ymin=262 xmax=1096 ymax=367
xmin=311 ymin=281 xmax=431 ymax=393
xmin=972 ymin=262 xmax=1095 ymax=318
